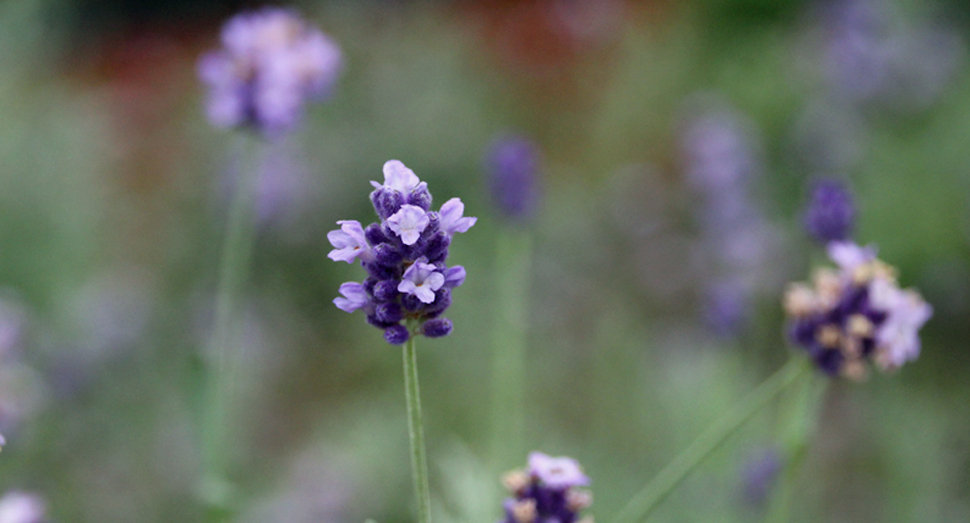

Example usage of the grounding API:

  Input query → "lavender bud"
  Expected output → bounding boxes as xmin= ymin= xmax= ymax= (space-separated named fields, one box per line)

xmin=362 ymin=277 xmax=378 ymax=296
xmin=384 ymin=324 xmax=410 ymax=344
xmin=373 ymin=243 xmax=403 ymax=267
xmin=803 ymin=179 xmax=855 ymax=244
xmin=423 ymin=231 xmax=451 ymax=263
xmin=375 ymin=302 xmax=404 ymax=324
xmin=366 ymin=314 xmax=396 ymax=329
xmin=423 ymin=288 xmax=451 ymax=318
xmin=487 ymin=136 xmax=541 ymax=223
xmin=422 ymin=318 xmax=453 ymax=338
xmin=364 ymin=223 xmax=389 ymax=245
xmin=401 ymin=294 xmax=424 ymax=312
xmin=408 ymin=186 xmax=433 ymax=210
xmin=364 ymin=261 xmax=397 ymax=281
xmin=373 ymin=280 xmax=400 ymax=302
xmin=376 ymin=189 xmax=404 ymax=220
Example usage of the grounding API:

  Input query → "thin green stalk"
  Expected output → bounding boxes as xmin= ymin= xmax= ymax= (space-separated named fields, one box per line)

xmin=612 ymin=357 xmax=812 ymax=523
xmin=202 ymin=135 xmax=261 ymax=518
xmin=403 ymin=333 xmax=432 ymax=523
xmin=765 ymin=370 xmax=827 ymax=523
xmin=489 ymin=228 xmax=533 ymax=469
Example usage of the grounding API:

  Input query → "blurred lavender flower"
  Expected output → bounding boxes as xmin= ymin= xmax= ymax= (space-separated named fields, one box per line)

xmin=823 ymin=0 xmax=963 ymax=112
xmin=741 ymin=448 xmax=782 ymax=506
xmin=803 ymin=178 xmax=855 ymax=244
xmin=0 ymin=491 xmax=46 ymax=523
xmin=198 ymin=7 xmax=342 ymax=136
xmin=328 ymin=160 xmax=475 ymax=344
xmin=680 ymin=101 xmax=783 ymax=337
xmin=784 ymin=241 xmax=932 ymax=378
xmin=500 ymin=452 xmax=592 ymax=523
xmin=487 ymin=136 xmax=541 ymax=223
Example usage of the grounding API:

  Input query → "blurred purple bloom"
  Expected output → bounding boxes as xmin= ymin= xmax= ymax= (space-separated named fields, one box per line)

xmin=741 ymin=448 xmax=782 ymax=506
xmin=803 ymin=179 xmax=855 ymax=244
xmin=0 ymin=491 xmax=46 ymax=523
xmin=869 ymin=278 xmax=933 ymax=369
xmin=501 ymin=453 xmax=592 ymax=523
xmin=199 ymin=7 xmax=342 ymax=136
xmin=528 ymin=452 xmax=590 ymax=490
xmin=487 ymin=136 xmax=541 ymax=222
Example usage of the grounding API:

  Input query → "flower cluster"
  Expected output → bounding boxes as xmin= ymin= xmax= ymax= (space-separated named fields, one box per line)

xmin=500 ymin=452 xmax=593 ymax=523
xmin=784 ymin=241 xmax=932 ymax=379
xmin=803 ymin=179 xmax=854 ymax=244
xmin=329 ymin=160 xmax=475 ymax=344
xmin=486 ymin=135 xmax=541 ymax=223
xmin=198 ymin=7 xmax=342 ymax=136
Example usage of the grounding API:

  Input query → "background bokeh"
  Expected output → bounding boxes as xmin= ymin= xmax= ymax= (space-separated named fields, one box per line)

xmin=0 ymin=0 xmax=969 ymax=521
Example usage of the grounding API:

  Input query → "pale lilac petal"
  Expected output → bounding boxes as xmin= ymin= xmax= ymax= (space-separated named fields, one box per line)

xmin=333 ymin=282 xmax=368 ymax=312
xmin=399 ymin=257 xmax=444 ymax=304
xmin=414 ymin=284 xmax=436 ymax=304
xmin=426 ymin=272 xmax=445 ymax=292
xmin=528 ymin=452 xmax=589 ymax=489
xmin=382 ymin=160 xmax=421 ymax=194
xmin=327 ymin=220 xmax=370 ymax=263
xmin=387 ymin=205 xmax=430 ymax=246
xmin=439 ymin=198 xmax=477 ymax=235
xmin=443 ymin=266 xmax=466 ymax=288
xmin=827 ymin=241 xmax=877 ymax=272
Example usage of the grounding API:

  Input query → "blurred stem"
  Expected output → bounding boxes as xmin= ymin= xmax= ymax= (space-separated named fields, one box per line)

xmin=403 ymin=331 xmax=432 ymax=523
xmin=612 ymin=357 xmax=812 ymax=523
xmin=202 ymin=134 xmax=261 ymax=520
xmin=489 ymin=228 xmax=533 ymax=469
xmin=764 ymin=369 xmax=828 ymax=523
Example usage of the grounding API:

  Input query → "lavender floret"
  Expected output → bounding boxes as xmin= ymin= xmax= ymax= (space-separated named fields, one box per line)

xmin=487 ymin=136 xmax=541 ymax=223
xmin=500 ymin=452 xmax=592 ymax=523
xmin=329 ymin=160 xmax=475 ymax=344
xmin=803 ymin=179 xmax=855 ymax=244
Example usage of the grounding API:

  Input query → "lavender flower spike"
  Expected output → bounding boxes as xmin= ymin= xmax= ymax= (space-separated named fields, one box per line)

xmin=327 ymin=160 xmax=475 ymax=344
xmin=327 ymin=220 xmax=372 ymax=263
xmin=487 ymin=136 xmax=541 ymax=222
xmin=199 ymin=7 xmax=342 ymax=136
xmin=399 ymin=258 xmax=445 ymax=304
xmin=501 ymin=452 xmax=593 ymax=523
xmin=803 ymin=179 xmax=855 ymax=244
xmin=439 ymin=198 xmax=477 ymax=236
xmin=784 ymin=240 xmax=932 ymax=379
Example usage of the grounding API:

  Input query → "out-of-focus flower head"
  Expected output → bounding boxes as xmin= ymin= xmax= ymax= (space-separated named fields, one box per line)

xmin=0 ymin=491 xmax=46 ymax=523
xmin=486 ymin=135 xmax=541 ymax=223
xmin=784 ymin=241 xmax=931 ymax=379
xmin=198 ymin=7 xmax=342 ymax=136
xmin=328 ymin=160 xmax=475 ymax=345
xmin=741 ymin=448 xmax=782 ymax=506
xmin=803 ymin=178 xmax=855 ymax=244
xmin=500 ymin=452 xmax=592 ymax=523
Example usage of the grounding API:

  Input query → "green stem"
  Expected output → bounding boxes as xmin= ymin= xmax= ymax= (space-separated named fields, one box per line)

xmin=612 ymin=357 xmax=812 ymax=523
xmin=202 ymin=135 xmax=261 ymax=518
xmin=489 ymin=228 xmax=533 ymax=469
xmin=403 ymin=334 xmax=432 ymax=523
xmin=765 ymin=370 xmax=827 ymax=523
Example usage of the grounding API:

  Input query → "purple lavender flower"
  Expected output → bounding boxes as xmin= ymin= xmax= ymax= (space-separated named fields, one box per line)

xmin=501 ymin=453 xmax=592 ymax=523
xmin=487 ymin=136 xmax=541 ymax=223
xmin=328 ymin=160 xmax=475 ymax=344
xmin=199 ymin=7 xmax=342 ymax=136
xmin=0 ymin=491 xmax=46 ymax=523
xmin=803 ymin=179 xmax=855 ymax=244
xmin=784 ymin=241 xmax=932 ymax=379
xmin=741 ymin=448 xmax=782 ymax=506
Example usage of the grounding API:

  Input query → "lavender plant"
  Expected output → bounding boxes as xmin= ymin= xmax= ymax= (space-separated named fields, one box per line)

xmin=198 ymin=8 xmax=342 ymax=518
xmin=329 ymin=159 xmax=475 ymax=523
xmin=500 ymin=453 xmax=593 ymax=523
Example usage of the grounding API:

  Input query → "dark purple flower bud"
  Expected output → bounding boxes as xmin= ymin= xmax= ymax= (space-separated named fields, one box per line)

xmin=375 ymin=302 xmax=404 ymax=324
xmin=384 ymin=324 xmax=410 ymax=344
xmin=487 ymin=135 xmax=540 ymax=223
xmin=364 ymin=262 xmax=398 ymax=281
xmin=373 ymin=280 xmax=400 ymax=302
xmin=375 ymin=189 xmax=404 ymax=220
xmin=803 ymin=179 xmax=855 ymax=244
xmin=423 ymin=231 xmax=451 ymax=263
xmin=401 ymin=294 xmax=424 ymax=312
xmin=423 ymin=288 xmax=451 ymax=318
xmin=366 ymin=314 xmax=396 ymax=329
xmin=408 ymin=185 xmax=433 ymax=211
xmin=365 ymin=223 xmax=389 ymax=246
xmin=422 ymin=318 xmax=453 ymax=338
xmin=362 ymin=277 xmax=378 ymax=296
xmin=373 ymin=243 xmax=403 ymax=267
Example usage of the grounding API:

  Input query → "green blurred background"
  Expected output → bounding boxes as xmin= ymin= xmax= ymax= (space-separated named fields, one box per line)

xmin=0 ymin=0 xmax=968 ymax=521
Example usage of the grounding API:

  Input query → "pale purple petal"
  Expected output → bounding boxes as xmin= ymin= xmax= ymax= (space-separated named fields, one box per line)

xmin=333 ymin=282 xmax=368 ymax=312
xmin=443 ymin=266 xmax=466 ymax=288
xmin=528 ymin=452 xmax=589 ymax=489
xmin=0 ymin=491 xmax=46 ymax=523
xmin=438 ymin=198 xmax=477 ymax=236
xmin=398 ymin=258 xmax=444 ymax=304
xmin=381 ymin=160 xmax=421 ymax=194
xmin=827 ymin=241 xmax=876 ymax=272
xmin=871 ymin=278 xmax=933 ymax=368
xmin=327 ymin=220 xmax=370 ymax=263
xmin=387 ymin=205 xmax=430 ymax=246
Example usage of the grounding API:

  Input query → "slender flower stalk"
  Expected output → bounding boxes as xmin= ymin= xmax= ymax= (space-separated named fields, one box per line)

xmin=201 ymin=135 xmax=261 ymax=518
xmin=403 ymin=332 xmax=431 ymax=523
xmin=612 ymin=357 xmax=811 ymax=523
